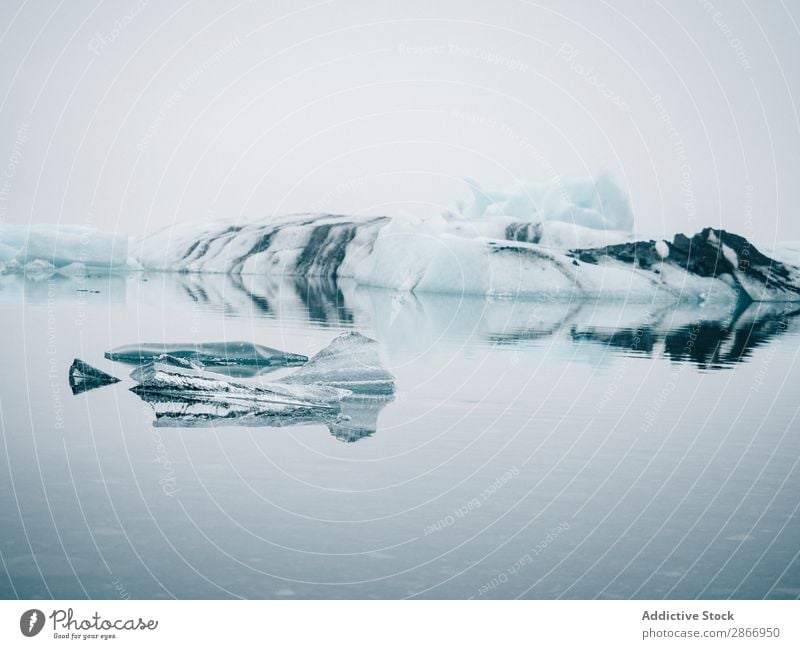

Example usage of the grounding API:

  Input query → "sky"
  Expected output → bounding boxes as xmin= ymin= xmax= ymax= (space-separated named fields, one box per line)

xmin=0 ymin=0 xmax=799 ymax=243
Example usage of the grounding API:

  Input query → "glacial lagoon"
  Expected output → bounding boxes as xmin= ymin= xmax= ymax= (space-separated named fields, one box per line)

xmin=1 ymin=271 xmax=798 ymax=599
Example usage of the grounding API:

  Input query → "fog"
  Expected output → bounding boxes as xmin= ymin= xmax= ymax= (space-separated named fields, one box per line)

xmin=1 ymin=0 xmax=798 ymax=243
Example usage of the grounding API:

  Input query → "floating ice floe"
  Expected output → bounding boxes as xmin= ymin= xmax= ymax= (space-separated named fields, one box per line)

xmin=127 ymin=335 xmax=396 ymax=441
xmin=129 ymin=356 xmax=351 ymax=429
xmin=68 ymin=359 xmax=120 ymax=395
xmin=105 ymin=341 xmax=308 ymax=375
xmin=130 ymin=358 xmax=350 ymax=407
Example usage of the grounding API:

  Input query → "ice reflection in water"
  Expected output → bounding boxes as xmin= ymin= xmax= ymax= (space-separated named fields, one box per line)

xmin=174 ymin=272 xmax=800 ymax=372
xmin=1 ymin=272 xmax=799 ymax=599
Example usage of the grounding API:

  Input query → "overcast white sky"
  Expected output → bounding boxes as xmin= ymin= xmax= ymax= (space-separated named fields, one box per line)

xmin=1 ymin=0 xmax=799 ymax=243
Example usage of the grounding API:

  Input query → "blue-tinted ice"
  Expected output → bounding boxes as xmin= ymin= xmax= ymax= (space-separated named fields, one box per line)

xmin=105 ymin=341 xmax=308 ymax=374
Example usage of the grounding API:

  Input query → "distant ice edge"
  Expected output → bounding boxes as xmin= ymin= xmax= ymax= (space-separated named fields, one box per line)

xmin=133 ymin=214 xmax=800 ymax=304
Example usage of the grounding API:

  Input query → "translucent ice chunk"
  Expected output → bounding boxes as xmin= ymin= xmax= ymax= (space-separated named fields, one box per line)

xmin=131 ymin=339 xmax=392 ymax=439
xmin=281 ymin=332 xmax=395 ymax=395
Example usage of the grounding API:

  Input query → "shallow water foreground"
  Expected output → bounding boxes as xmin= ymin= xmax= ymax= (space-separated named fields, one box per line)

xmin=0 ymin=272 xmax=798 ymax=599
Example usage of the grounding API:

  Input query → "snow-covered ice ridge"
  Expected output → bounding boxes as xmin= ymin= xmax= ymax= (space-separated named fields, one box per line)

xmin=136 ymin=213 xmax=800 ymax=303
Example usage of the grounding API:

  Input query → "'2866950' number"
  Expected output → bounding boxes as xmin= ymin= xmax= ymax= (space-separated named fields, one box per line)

xmin=729 ymin=628 xmax=780 ymax=638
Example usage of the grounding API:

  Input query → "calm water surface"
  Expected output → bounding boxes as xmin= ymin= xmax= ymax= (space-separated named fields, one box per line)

xmin=1 ymin=272 xmax=799 ymax=599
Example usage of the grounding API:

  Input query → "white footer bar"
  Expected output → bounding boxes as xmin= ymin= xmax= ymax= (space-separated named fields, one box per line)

xmin=1 ymin=600 xmax=797 ymax=648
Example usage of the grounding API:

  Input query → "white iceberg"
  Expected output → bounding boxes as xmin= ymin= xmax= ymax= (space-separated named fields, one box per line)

xmin=135 ymin=212 xmax=800 ymax=303
xmin=0 ymin=224 xmax=128 ymax=272
xmin=12 ymin=176 xmax=796 ymax=305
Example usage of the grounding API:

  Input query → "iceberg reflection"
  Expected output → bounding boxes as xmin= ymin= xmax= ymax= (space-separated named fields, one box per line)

xmin=162 ymin=274 xmax=800 ymax=371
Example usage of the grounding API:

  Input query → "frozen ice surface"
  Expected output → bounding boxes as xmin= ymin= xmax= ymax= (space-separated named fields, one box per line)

xmin=105 ymin=341 xmax=308 ymax=371
xmin=281 ymin=332 xmax=396 ymax=396
xmin=68 ymin=359 xmax=120 ymax=395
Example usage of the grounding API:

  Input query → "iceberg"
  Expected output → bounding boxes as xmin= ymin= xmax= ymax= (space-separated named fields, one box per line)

xmin=105 ymin=341 xmax=308 ymax=373
xmin=12 ymin=176 xmax=800 ymax=305
xmin=454 ymin=172 xmax=634 ymax=232
xmin=567 ymin=229 xmax=800 ymax=303
xmin=134 ymin=214 xmax=388 ymax=276
xmin=127 ymin=334 xmax=395 ymax=440
xmin=0 ymin=224 xmax=128 ymax=272
xmin=129 ymin=343 xmax=394 ymax=442
xmin=281 ymin=332 xmax=396 ymax=441
xmin=280 ymin=332 xmax=396 ymax=396
xmin=68 ymin=359 xmax=121 ymax=395
xmin=134 ymin=211 xmax=800 ymax=303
